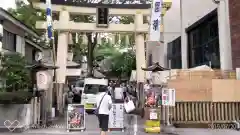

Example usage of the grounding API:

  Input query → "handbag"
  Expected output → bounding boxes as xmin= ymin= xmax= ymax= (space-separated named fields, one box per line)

xmin=95 ymin=92 xmax=107 ymax=115
xmin=124 ymin=99 xmax=135 ymax=113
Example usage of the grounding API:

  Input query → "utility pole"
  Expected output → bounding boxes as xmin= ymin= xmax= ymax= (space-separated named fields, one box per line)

xmin=46 ymin=0 xmax=56 ymax=122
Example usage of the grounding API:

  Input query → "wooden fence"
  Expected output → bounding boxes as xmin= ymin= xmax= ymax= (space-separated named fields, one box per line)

xmin=157 ymin=102 xmax=240 ymax=124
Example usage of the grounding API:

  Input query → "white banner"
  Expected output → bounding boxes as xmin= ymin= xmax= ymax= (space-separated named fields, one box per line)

xmin=109 ymin=104 xmax=124 ymax=129
xmin=149 ymin=0 xmax=162 ymax=41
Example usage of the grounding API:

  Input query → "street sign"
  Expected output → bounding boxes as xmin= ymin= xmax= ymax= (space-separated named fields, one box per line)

xmin=162 ymin=88 xmax=175 ymax=106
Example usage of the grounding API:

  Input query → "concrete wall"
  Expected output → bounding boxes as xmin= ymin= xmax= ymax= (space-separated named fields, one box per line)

xmin=0 ymin=104 xmax=33 ymax=132
xmin=181 ymin=0 xmax=217 ymax=29
xmin=162 ymin=0 xmax=217 ymax=68
xmin=163 ymin=0 xmax=181 ymax=67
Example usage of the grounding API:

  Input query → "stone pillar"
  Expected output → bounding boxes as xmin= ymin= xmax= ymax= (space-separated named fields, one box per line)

xmin=135 ymin=13 xmax=146 ymax=107
xmin=218 ymin=1 xmax=232 ymax=70
xmin=180 ymin=0 xmax=188 ymax=69
xmin=135 ymin=13 xmax=146 ymax=83
xmin=55 ymin=10 xmax=69 ymax=115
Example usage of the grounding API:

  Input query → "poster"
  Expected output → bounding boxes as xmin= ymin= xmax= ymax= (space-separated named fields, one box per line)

xmin=162 ymin=88 xmax=176 ymax=106
xmin=109 ymin=103 xmax=124 ymax=129
xmin=67 ymin=104 xmax=85 ymax=130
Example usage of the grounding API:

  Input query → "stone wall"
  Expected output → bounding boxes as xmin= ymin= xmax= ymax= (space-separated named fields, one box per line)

xmin=0 ymin=104 xmax=33 ymax=132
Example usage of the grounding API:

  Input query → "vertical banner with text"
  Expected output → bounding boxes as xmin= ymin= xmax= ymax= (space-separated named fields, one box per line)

xmin=149 ymin=0 xmax=162 ymax=41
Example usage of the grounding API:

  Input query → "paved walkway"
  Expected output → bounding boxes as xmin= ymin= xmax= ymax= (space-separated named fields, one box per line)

xmin=1 ymin=113 xmax=240 ymax=135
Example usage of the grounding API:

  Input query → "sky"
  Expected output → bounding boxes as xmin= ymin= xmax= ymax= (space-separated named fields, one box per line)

xmin=0 ymin=0 xmax=29 ymax=10
xmin=0 ymin=0 xmax=16 ymax=10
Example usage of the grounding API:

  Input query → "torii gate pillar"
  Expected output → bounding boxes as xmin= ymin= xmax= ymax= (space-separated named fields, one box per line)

xmin=135 ymin=13 xmax=146 ymax=83
xmin=55 ymin=10 xmax=69 ymax=114
xmin=135 ymin=13 xmax=146 ymax=106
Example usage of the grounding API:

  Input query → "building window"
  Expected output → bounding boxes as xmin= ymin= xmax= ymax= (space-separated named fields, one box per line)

xmin=2 ymin=29 xmax=16 ymax=51
xmin=167 ymin=37 xmax=182 ymax=69
xmin=188 ymin=16 xmax=220 ymax=68
xmin=148 ymin=54 xmax=152 ymax=66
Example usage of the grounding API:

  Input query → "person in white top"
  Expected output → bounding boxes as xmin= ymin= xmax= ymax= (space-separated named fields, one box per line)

xmin=144 ymin=80 xmax=151 ymax=92
xmin=96 ymin=86 xmax=112 ymax=135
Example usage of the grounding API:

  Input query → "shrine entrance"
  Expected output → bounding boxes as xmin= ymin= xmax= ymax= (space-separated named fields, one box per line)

xmin=32 ymin=0 xmax=150 ymax=113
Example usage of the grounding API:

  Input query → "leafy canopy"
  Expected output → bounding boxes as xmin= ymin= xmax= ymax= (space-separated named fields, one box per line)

xmin=0 ymin=53 xmax=31 ymax=92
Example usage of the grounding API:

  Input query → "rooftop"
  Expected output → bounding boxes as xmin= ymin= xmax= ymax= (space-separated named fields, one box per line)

xmin=0 ymin=7 xmax=39 ymax=38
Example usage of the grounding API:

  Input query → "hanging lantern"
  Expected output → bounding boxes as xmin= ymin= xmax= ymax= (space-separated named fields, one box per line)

xmin=97 ymin=34 xmax=101 ymax=44
xmin=118 ymin=34 xmax=121 ymax=44
xmin=75 ymin=33 xmax=78 ymax=43
xmin=82 ymin=33 xmax=88 ymax=45
xmin=68 ymin=32 xmax=73 ymax=45
xmin=111 ymin=34 xmax=115 ymax=44
xmin=125 ymin=34 xmax=129 ymax=45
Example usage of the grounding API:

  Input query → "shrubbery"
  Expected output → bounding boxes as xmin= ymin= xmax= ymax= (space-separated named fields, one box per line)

xmin=0 ymin=91 xmax=33 ymax=104
xmin=0 ymin=53 xmax=33 ymax=104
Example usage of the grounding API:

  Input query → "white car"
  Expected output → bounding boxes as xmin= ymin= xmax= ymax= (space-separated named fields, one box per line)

xmin=81 ymin=78 xmax=108 ymax=111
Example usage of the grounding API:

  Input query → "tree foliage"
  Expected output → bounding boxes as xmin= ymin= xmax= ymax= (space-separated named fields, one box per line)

xmin=8 ymin=1 xmax=45 ymax=32
xmin=94 ymin=41 xmax=136 ymax=78
xmin=110 ymin=51 xmax=136 ymax=77
xmin=0 ymin=53 xmax=31 ymax=92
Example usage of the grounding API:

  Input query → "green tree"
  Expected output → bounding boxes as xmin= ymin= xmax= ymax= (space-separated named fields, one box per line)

xmin=8 ymin=1 xmax=45 ymax=32
xmin=110 ymin=50 xmax=136 ymax=78
xmin=0 ymin=53 xmax=31 ymax=92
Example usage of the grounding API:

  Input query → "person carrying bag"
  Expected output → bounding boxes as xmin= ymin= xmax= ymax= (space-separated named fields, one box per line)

xmin=124 ymin=93 xmax=136 ymax=113
xmin=95 ymin=92 xmax=107 ymax=115
xmin=95 ymin=87 xmax=112 ymax=135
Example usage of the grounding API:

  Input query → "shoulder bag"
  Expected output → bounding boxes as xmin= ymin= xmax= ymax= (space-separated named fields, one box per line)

xmin=95 ymin=92 xmax=107 ymax=115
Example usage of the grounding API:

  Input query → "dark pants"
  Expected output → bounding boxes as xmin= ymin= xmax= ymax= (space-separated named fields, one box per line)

xmin=97 ymin=114 xmax=109 ymax=131
xmin=123 ymin=92 xmax=127 ymax=99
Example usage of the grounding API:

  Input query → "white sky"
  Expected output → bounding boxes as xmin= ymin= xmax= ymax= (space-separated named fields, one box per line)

xmin=0 ymin=0 xmax=29 ymax=10
xmin=0 ymin=0 xmax=16 ymax=10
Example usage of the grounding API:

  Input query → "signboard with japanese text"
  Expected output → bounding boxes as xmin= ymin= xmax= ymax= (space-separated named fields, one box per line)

xmin=96 ymin=7 xmax=109 ymax=27
xmin=162 ymin=88 xmax=176 ymax=106
xmin=108 ymin=103 xmax=124 ymax=129
xmin=149 ymin=0 xmax=162 ymax=41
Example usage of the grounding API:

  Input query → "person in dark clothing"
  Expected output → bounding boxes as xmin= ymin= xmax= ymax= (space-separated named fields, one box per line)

xmin=72 ymin=85 xmax=82 ymax=103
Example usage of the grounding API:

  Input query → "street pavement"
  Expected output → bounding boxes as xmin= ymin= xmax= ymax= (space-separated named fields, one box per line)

xmin=0 ymin=113 xmax=240 ymax=135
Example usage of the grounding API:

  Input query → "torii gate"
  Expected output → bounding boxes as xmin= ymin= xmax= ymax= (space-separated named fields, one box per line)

xmin=30 ymin=0 xmax=171 ymax=113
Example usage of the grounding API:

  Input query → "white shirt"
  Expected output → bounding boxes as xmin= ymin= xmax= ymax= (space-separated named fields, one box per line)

xmin=96 ymin=92 xmax=112 ymax=115
xmin=144 ymin=84 xmax=150 ymax=92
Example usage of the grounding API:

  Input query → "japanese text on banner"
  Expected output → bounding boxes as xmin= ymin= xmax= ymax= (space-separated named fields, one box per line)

xmin=149 ymin=0 xmax=162 ymax=41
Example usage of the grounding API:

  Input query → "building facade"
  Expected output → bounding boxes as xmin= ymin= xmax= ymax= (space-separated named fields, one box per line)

xmin=0 ymin=8 xmax=43 ymax=63
xmin=158 ymin=0 xmax=240 ymax=70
